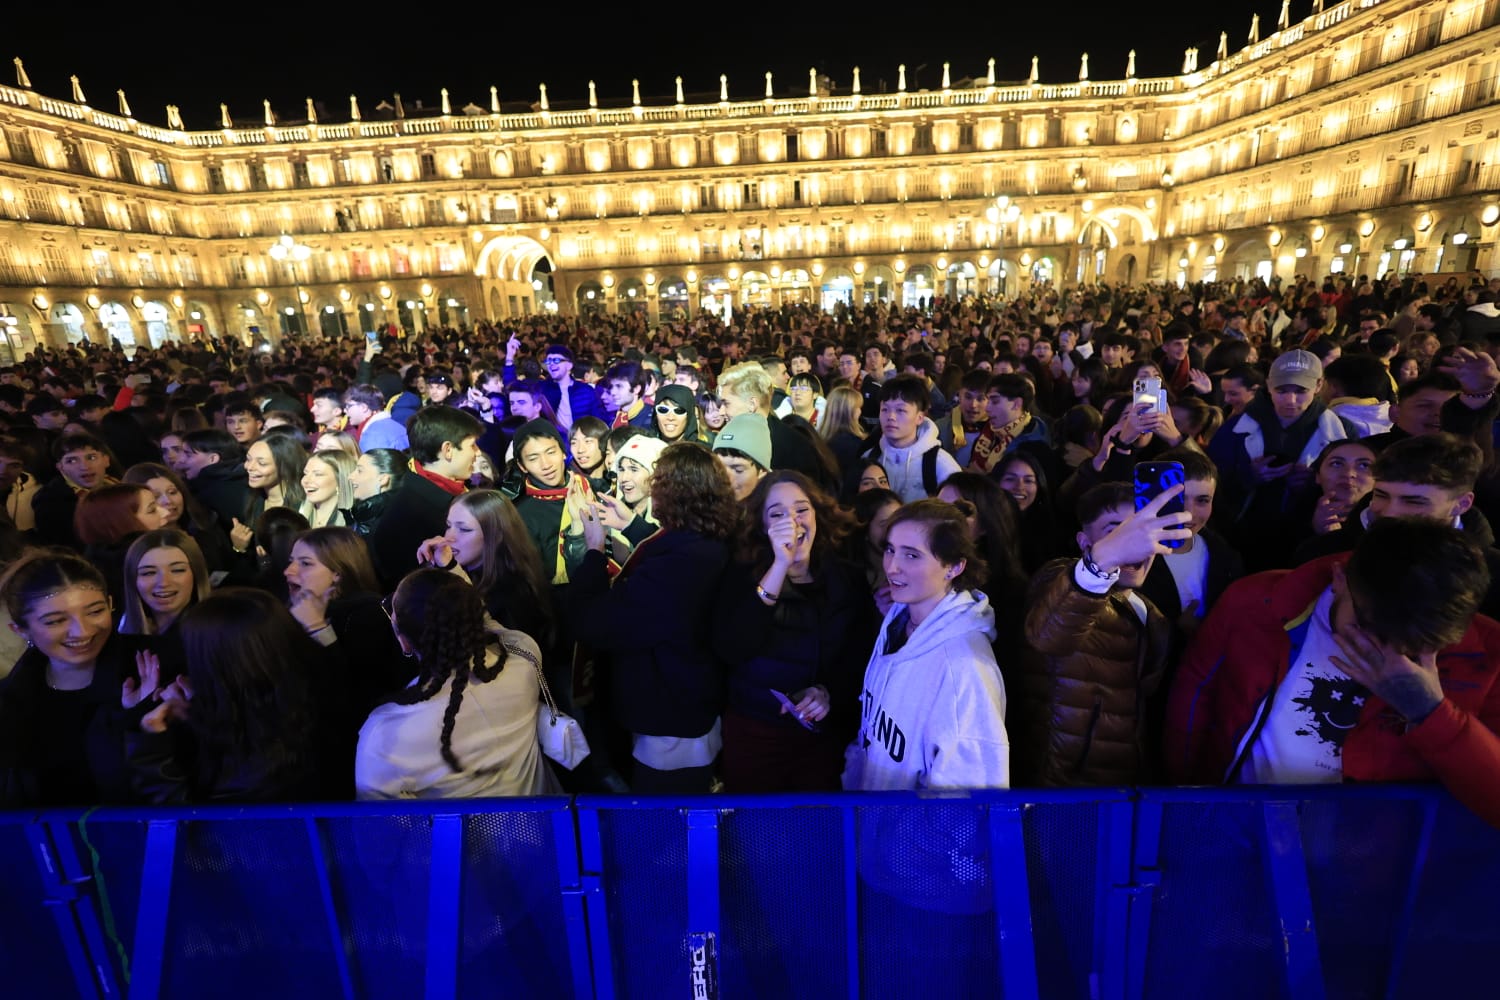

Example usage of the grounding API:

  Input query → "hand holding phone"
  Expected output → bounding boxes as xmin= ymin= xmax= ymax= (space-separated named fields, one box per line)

xmin=771 ymin=689 xmax=821 ymax=732
xmin=1133 ymin=461 xmax=1188 ymax=550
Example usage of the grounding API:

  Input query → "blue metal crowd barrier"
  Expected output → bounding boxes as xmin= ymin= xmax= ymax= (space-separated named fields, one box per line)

xmin=3 ymin=787 xmax=1496 ymax=999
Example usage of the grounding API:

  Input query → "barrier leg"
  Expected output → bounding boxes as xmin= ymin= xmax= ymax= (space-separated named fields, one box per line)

xmin=842 ymin=807 xmax=860 ymax=1000
xmin=1124 ymin=800 xmax=1163 ymax=1000
xmin=1382 ymin=794 xmax=1437 ymax=1000
xmin=575 ymin=807 xmax=617 ymax=1000
xmin=551 ymin=808 xmax=595 ymax=1000
xmin=684 ymin=809 xmax=721 ymax=994
xmin=1095 ymin=798 xmax=1136 ymax=1000
xmin=991 ymin=803 xmax=1039 ymax=1000
xmin=26 ymin=822 xmax=106 ymax=999
xmin=424 ymin=814 xmax=463 ymax=1000
xmin=304 ymin=817 xmax=356 ymax=1000
xmin=130 ymin=819 xmax=178 ymax=1000
xmin=1262 ymin=802 xmax=1326 ymax=1000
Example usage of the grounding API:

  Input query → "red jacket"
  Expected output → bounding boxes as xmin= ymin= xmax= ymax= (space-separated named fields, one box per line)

xmin=1165 ymin=554 xmax=1500 ymax=827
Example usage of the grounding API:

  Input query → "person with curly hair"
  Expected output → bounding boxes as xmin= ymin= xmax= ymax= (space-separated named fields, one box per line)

xmin=573 ymin=441 xmax=740 ymax=793
xmin=355 ymin=569 xmax=559 ymax=799
xmin=712 ymin=471 xmax=877 ymax=791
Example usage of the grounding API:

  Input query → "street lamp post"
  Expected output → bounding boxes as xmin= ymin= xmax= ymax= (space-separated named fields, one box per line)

xmin=268 ymin=234 xmax=312 ymax=338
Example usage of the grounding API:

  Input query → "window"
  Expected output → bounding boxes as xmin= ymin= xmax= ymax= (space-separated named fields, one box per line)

xmin=699 ymin=184 xmax=715 ymax=209
xmin=786 ymin=135 xmax=799 ymax=162
xmin=92 ymin=249 xmax=115 ymax=281
xmin=577 ymin=235 xmax=595 ymax=260
xmin=350 ymin=250 xmax=372 ymax=278
xmin=619 ymin=234 xmax=637 ymax=259
xmin=742 ymin=182 xmax=760 ymax=206
xmin=208 ymin=166 xmax=225 ymax=193
xmin=873 ymin=130 xmax=887 ymax=156
xmin=958 ymin=124 xmax=975 ymax=149
xmin=175 ymin=253 xmax=198 ymax=283
xmin=421 ymin=153 xmax=436 ymax=179
xmin=829 ymin=227 xmax=846 ymax=253
xmin=914 ymin=124 xmax=933 ymax=152
xmin=139 ymin=253 xmax=160 ymax=283
xmin=391 ymin=248 xmax=410 ymax=275
xmin=793 ymin=180 xmax=803 ymax=204
xmin=293 ymin=160 xmax=310 ymax=187
xmin=155 ymin=161 xmax=171 ymax=185
xmin=41 ymin=245 xmax=68 ymax=276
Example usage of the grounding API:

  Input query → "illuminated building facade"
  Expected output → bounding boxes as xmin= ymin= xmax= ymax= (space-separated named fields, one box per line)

xmin=0 ymin=0 xmax=1496 ymax=359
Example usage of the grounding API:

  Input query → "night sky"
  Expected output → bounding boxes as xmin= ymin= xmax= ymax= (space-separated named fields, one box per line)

xmin=11 ymin=3 xmax=1283 ymax=129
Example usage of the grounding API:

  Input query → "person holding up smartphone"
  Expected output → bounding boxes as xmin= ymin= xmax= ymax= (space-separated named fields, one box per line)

xmin=1012 ymin=481 xmax=1189 ymax=787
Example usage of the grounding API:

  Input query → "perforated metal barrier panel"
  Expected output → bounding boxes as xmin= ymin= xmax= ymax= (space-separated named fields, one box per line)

xmin=5 ymin=788 xmax=1499 ymax=1000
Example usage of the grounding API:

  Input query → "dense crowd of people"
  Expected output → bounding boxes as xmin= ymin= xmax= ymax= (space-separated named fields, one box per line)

xmin=2 ymin=270 xmax=1499 ymax=825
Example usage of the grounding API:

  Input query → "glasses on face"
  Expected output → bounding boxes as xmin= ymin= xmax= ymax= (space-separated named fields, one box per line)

xmin=655 ymin=403 xmax=687 ymax=416
xmin=379 ymin=594 xmax=396 ymax=630
xmin=544 ymin=357 xmax=569 ymax=366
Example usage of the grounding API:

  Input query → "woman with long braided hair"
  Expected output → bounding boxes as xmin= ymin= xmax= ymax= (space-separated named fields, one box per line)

xmin=354 ymin=568 xmax=559 ymax=799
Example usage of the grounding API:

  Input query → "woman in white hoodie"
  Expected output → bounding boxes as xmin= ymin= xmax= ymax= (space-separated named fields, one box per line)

xmin=843 ymin=499 xmax=1010 ymax=791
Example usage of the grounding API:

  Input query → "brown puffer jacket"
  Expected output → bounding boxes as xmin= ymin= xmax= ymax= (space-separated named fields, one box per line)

xmin=1011 ymin=558 xmax=1172 ymax=787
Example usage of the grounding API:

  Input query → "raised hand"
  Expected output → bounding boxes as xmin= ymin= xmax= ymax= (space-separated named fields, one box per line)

xmin=122 ymin=650 xmax=162 ymax=709
xmin=1089 ymin=484 xmax=1193 ymax=573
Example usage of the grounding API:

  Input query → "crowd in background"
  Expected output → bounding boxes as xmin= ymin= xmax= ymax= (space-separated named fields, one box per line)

xmin=2 ymin=268 xmax=1500 ymax=824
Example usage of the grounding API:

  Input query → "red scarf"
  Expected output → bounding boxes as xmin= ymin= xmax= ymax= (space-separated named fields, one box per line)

xmin=411 ymin=460 xmax=466 ymax=497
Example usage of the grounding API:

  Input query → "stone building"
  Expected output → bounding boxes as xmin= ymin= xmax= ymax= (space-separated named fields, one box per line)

xmin=0 ymin=0 xmax=1496 ymax=359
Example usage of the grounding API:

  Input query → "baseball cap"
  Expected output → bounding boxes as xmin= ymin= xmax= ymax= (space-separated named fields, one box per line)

xmin=1268 ymin=350 xmax=1323 ymax=391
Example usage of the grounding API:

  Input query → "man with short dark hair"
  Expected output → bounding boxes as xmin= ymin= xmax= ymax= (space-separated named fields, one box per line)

xmin=371 ymin=406 xmax=482 ymax=587
xmin=865 ymin=375 xmax=958 ymax=502
xmin=222 ymin=398 xmax=264 ymax=445
xmin=32 ymin=433 xmax=116 ymax=548
xmin=968 ymin=373 xmax=1049 ymax=477
xmin=342 ymin=383 xmax=408 ymax=451
xmin=1167 ymin=519 xmax=1500 ymax=828
xmin=536 ymin=344 xmax=603 ymax=432
xmin=178 ymin=428 xmax=249 ymax=530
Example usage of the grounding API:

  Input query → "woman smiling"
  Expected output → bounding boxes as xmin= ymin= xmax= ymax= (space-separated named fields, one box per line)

xmin=0 ymin=550 xmax=156 ymax=805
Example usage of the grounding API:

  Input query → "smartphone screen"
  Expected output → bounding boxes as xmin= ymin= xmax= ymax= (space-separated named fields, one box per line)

xmin=770 ymin=689 xmax=820 ymax=732
xmin=366 ymin=330 xmax=379 ymax=341
xmin=1133 ymin=461 xmax=1187 ymax=550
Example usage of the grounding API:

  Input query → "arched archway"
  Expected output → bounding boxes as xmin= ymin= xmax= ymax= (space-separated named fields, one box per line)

xmin=904 ymin=265 xmax=936 ymax=306
xmin=739 ymin=271 xmax=771 ymax=307
xmin=50 ymin=303 xmax=89 ymax=346
xmin=1228 ymin=238 xmax=1274 ymax=283
xmin=863 ymin=265 xmax=896 ymax=304
xmin=476 ymin=234 xmax=555 ymax=320
xmin=576 ymin=281 xmax=604 ymax=316
xmin=658 ymin=274 xmax=690 ymax=318
xmin=183 ymin=300 xmax=218 ymax=341
xmin=987 ymin=258 xmax=1018 ymax=298
xmin=99 ymin=301 xmax=137 ymax=353
xmin=0 ymin=302 xmax=42 ymax=361
xmin=944 ymin=261 xmax=978 ymax=299
xmin=142 ymin=300 xmax=175 ymax=347
xmin=820 ymin=267 xmax=855 ymax=311
xmin=1115 ymin=253 xmax=1139 ymax=285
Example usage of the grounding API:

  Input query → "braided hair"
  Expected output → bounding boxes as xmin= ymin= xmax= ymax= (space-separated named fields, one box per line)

xmin=388 ymin=568 xmax=508 ymax=772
